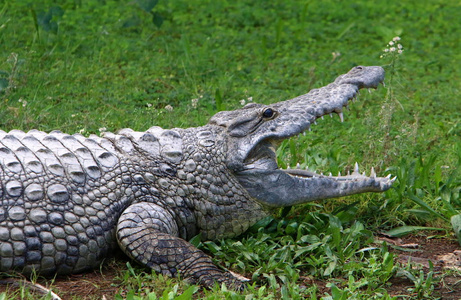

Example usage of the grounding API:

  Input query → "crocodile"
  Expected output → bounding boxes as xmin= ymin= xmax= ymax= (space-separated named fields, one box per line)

xmin=0 ymin=66 xmax=393 ymax=289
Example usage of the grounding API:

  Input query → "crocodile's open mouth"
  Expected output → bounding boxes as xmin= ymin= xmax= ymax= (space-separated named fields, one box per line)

xmin=233 ymin=74 xmax=394 ymax=207
xmin=241 ymin=135 xmax=385 ymax=180
xmin=236 ymin=126 xmax=394 ymax=207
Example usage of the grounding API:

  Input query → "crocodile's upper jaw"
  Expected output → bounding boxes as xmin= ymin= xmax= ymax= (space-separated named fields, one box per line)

xmin=209 ymin=66 xmax=394 ymax=207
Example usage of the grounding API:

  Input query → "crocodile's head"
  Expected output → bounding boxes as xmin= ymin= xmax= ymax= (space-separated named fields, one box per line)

xmin=208 ymin=66 xmax=394 ymax=207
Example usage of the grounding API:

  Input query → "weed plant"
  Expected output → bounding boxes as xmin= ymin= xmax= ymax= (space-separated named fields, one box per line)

xmin=1 ymin=0 xmax=460 ymax=299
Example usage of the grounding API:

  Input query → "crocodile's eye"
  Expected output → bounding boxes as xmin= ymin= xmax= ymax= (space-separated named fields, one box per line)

xmin=262 ymin=108 xmax=275 ymax=119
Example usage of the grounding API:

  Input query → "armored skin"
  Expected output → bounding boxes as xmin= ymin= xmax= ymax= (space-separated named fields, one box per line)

xmin=0 ymin=66 xmax=393 ymax=289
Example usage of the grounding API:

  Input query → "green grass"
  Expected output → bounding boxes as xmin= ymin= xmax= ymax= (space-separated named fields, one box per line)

xmin=1 ymin=0 xmax=461 ymax=298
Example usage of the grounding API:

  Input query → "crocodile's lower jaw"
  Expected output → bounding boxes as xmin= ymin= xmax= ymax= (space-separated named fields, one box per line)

xmin=236 ymin=159 xmax=395 ymax=207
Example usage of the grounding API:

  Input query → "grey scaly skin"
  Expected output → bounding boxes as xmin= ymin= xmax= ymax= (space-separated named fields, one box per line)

xmin=0 ymin=66 xmax=394 ymax=289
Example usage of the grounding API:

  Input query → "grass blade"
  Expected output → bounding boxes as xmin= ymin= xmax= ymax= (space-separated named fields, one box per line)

xmin=384 ymin=226 xmax=446 ymax=237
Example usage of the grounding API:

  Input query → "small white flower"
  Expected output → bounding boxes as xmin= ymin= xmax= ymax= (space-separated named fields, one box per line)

xmin=71 ymin=114 xmax=76 ymax=118
xmin=191 ymin=98 xmax=199 ymax=108
xmin=147 ymin=103 xmax=152 ymax=108
xmin=247 ymin=96 xmax=253 ymax=102
xmin=388 ymin=41 xmax=394 ymax=46
xmin=165 ymin=105 xmax=173 ymax=111
xmin=79 ymin=129 xmax=86 ymax=134
xmin=384 ymin=48 xmax=389 ymax=52
xmin=393 ymin=36 xmax=401 ymax=41
xmin=397 ymin=44 xmax=403 ymax=49
xmin=99 ymin=127 xmax=107 ymax=133
xmin=18 ymin=98 xmax=27 ymax=107
xmin=398 ymin=50 xmax=403 ymax=54
xmin=240 ymin=99 xmax=246 ymax=106
xmin=389 ymin=47 xmax=396 ymax=52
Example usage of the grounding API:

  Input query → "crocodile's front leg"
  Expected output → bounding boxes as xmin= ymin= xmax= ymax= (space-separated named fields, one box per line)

xmin=116 ymin=202 xmax=246 ymax=289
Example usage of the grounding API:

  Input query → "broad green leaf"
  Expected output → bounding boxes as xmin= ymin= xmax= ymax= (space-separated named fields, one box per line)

xmin=407 ymin=194 xmax=448 ymax=222
xmin=248 ymin=216 xmax=274 ymax=232
xmin=384 ymin=226 xmax=445 ymax=237
xmin=122 ymin=14 xmax=141 ymax=28
xmin=152 ymin=12 xmax=164 ymax=28
xmin=323 ymin=260 xmax=337 ymax=276
xmin=203 ymin=241 xmax=221 ymax=253
xmin=136 ymin=0 xmax=159 ymax=12
xmin=329 ymin=283 xmax=346 ymax=299
xmin=0 ymin=78 xmax=8 ymax=92
xmin=285 ymin=221 xmax=298 ymax=235
xmin=188 ymin=233 xmax=202 ymax=247
xmin=405 ymin=208 xmax=432 ymax=220
xmin=298 ymin=234 xmax=321 ymax=244
xmin=49 ymin=6 xmax=64 ymax=18
xmin=334 ymin=201 xmax=359 ymax=223
xmin=451 ymin=214 xmax=461 ymax=246
xmin=175 ymin=285 xmax=199 ymax=300
xmin=147 ymin=291 xmax=157 ymax=300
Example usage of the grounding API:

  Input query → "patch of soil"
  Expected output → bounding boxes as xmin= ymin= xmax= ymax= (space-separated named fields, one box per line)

xmin=50 ymin=263 xmax=122 ymax=299
xmin=380 ymin=234 xmax=461 ymax=299
xmin=289 ymin=234 xmax=461 ymax=299
xmin=0 ymin=259 xmax=124 ymax=299
xmin=1 ymin=235 xmax=460 ymax=299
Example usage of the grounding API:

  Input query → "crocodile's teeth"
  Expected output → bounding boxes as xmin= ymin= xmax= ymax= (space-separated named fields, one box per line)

xmin=296 ymin=163 xmax=300 ymax=169
xmin=338 ymin=171 xmax=341 ymax=176
xmin=321 ymin=116 xmax=324 ymax=120
xmin=370 ymin=167 xmax=376 ymax=178
xmin=353 ymin=162 xmax=360 ymax=175
xmin=314 ymin=120 xmax=317 ymax=125
xmin=362 ymin=171 xmax=366 ymax=176
xmin=391 ymin=176 xmax=397 ymax=182
xmin=338 ymin=112 xmax=344 ymax=122
xmin=330 ymin=113 xmax=333 ymax=118
xmin=368 ymin=88 xmax=372 ymax=94
xmin=287 ymin=165 xmax=291 ymax=169
xmin=386 ymin=174 xmax=391 ymax=179
xmin=328 ymin=172 xmax=332 ymax=177
xmin=347 ymin=170 xmax=350 ymax=176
